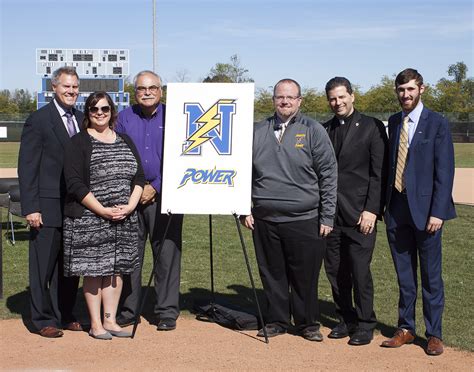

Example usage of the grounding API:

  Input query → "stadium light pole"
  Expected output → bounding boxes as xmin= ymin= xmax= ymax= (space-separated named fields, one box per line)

xmin=153 ymin=0 xmax=157 ymax=72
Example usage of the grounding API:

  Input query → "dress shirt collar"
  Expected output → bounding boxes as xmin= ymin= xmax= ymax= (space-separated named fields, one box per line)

xmin=403 ymin=101 xmax=423 ymax=146
xmin=275 ymin=115 xmax=291 ymax=127
xmin=53 ymin=98 xmax=73 ymax=116
xmin=135 ymin=102 xmax=163 ymax=119
xmin=53 ymin=98 xmax=80 ymax=132
xmin=403 ymin=101 xmax=423 ymax=126
xmin=336 ymin=109 xmax=356 ymax=126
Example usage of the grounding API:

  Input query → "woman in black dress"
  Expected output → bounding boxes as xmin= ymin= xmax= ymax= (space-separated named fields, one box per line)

xmin=63 ymin=91 xmax=144 ymax=339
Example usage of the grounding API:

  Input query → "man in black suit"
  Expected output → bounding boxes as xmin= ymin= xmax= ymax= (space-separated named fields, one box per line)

xmin=18 ymin=67 xmax=82 ymax=337
xmin=323 ymin=77 xmax=387 ymax=345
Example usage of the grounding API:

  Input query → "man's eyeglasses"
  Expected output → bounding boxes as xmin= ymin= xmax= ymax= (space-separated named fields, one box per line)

xmin=136 ymin=85 xmax=161 ymax=94
xmin=273 ymin=95 xmax=301 ymax=101
xmin=89 ymin=105 xmax=111 ymax=114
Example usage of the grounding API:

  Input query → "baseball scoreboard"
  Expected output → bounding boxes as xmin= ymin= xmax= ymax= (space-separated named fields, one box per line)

xmin=36 ymin=48 xmax=130 ymax=111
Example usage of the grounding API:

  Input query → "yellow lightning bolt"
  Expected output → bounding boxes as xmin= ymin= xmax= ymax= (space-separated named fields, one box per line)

xmin=183 ymin=99 xmax=235 ymax=154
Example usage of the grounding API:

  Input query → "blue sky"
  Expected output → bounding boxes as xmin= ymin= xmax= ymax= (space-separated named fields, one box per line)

xmin=0 ymin=0 xmax=472 ymax=94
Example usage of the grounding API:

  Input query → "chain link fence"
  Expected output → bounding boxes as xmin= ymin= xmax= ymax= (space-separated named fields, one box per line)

xmin=1 ymin=112 xmax=473 ymax=142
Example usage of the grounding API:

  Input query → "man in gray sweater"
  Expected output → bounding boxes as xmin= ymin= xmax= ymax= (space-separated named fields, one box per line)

xmin=241 ymin=78 xmax=337 ymax=341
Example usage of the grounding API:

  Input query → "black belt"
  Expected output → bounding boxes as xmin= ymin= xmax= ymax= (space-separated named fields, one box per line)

xmin=394 ymin=187 xmax=407 ymax=195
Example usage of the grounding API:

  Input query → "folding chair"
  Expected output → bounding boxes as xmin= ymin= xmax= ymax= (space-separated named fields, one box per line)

xmin=7 ymin=185 xmax=23 ymax=245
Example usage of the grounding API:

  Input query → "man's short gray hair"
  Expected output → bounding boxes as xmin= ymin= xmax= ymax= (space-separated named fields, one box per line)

xmin=133 ymin=70 xmax=162 ymax=88
xmin=51 ymin=66 xmax=80 ymax=86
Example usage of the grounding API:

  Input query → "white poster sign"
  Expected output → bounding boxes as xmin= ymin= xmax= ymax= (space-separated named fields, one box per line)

xmin=161 ymin=83 xmax=254 ymax=215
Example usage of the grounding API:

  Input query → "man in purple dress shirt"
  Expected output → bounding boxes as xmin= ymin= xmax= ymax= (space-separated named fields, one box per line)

xmin=116 ymin=70 xmax=183 ymax=331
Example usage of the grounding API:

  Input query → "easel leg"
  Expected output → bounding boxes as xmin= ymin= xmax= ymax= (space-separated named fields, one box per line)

xmin=209 ymin=214 xmax=215 ymax=305
xmin=232 ymin=213 xmax=268 ymax=344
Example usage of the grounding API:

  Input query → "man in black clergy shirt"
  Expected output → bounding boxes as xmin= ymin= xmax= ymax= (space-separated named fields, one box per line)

xmin=323 ymin=77 xmax=387 ymax=345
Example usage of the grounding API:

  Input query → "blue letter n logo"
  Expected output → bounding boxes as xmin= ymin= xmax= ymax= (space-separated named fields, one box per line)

xmin=182 ymin=99 xmax=236 ymax=155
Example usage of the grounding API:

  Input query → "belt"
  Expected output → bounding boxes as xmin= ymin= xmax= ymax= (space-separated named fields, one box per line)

xmin=393 ymin=187 xmax=407 ymax=195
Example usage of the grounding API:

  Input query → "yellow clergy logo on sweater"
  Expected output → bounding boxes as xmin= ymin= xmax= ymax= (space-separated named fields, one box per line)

xmin=295 ymin=133 xmax=305 ymax=148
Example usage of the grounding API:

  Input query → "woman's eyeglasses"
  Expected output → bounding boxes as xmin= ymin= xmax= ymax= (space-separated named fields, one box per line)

xmin=89 ymin=105 xmax=111 ymax=114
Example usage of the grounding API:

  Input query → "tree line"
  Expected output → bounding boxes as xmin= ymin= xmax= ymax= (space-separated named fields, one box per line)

xmin=0 ymin=89 xmax=37 ymax=116
xmin=1 ymin=57 xmax=472 ymax=121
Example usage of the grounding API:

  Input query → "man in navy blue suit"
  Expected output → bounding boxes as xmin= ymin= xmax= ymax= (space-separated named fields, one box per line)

xmin=381 ymin=68 xmax=456 ymax=356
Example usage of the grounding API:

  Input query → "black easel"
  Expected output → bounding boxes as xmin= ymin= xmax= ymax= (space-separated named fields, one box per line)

xmin=131 ymin=212 xmax=268 ymax=343
xmin=206 ymin=214 xmax=268 ymax=343
xmin=232 ymin=213 xmax=268 ymax=343
xmin=209 ymin=215 xmax=215 ymax=304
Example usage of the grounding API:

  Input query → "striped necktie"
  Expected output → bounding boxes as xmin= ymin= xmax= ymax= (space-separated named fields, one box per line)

xmin=278 ymin=123 xmax=286 ymax=142
xmin=65 ymin=110 xmax=77 ymax=137
xmin=395 ymin=115 xmax=410 ymax=192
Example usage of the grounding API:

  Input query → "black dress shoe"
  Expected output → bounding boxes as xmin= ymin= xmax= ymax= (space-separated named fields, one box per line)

xmin=117 ymin=316 xmax=140 ymax=327
xmin=257 ymin=324 xmax=287 ymax=338
xmin=328 ymin=322 xmax=349 ymax=339
xmin=157 ymin=318 xmax=176 ymax=331
xmin=302 ymin=327 xmax=323 ymax=342
xmin=348 ymin=329 xmax=373 ymax=345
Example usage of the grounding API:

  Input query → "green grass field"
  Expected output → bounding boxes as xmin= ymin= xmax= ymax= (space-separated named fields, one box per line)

xmin=1 ymin=206 xmax=473 ymax=351
xmin=0 ymin=143 xmax=21 ymax=168
xmin=1 ymin=142 xmax=473 ymax=168
xmin=454 ymin=143 xmax=474 ymax=168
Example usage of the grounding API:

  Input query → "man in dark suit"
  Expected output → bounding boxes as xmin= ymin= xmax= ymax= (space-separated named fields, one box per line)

xmin=381 ymin=68 xmax=456 ymax=356
xmin=18 ymin=67 xmax=82 ymax=338
xmin=323 ymin=77 xmax=388 ymax=345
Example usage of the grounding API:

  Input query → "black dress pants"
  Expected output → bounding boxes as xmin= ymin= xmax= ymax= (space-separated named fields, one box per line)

xmin=324 ymin=225 xmax=377 ymax=330
xmin=252 ymin=217 xmax=326 ymax=331
xmin=120 ymin=200 xmax=183 ymax=320
xmin=29 ymin=226 xmax=79 ymax=331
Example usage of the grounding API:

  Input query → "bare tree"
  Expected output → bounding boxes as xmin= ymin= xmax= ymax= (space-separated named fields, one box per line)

xmin=174 ymin=69 xmax=191 ymax=82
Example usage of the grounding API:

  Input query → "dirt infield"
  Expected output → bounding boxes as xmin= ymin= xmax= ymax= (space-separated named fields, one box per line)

xmin=1 ymin=317 xmax=473 ymax=371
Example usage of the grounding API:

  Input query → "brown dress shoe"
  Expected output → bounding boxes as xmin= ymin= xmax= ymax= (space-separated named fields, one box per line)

xmin=381 ymin=328 xmax=415 ymax=348
xmin=39 ymin=326 xmax=64 ymax=338
xmin=63 ymin=321 xmax=83 ymax=332
xmin=426 ymin=336 xmax=444 ymax=356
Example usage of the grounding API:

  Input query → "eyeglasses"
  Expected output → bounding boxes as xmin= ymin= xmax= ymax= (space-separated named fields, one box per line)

xmin=89 ymin=105 xmax=111 ymax=114
xmin=273 ymin=95 xmax=301 ymax=101
xmin=136 ymin=85 xmax=161 ymax=94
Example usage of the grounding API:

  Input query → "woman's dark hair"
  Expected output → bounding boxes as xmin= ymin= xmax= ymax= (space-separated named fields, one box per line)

xmin=82 ymin=91 xmax=117 ymax=130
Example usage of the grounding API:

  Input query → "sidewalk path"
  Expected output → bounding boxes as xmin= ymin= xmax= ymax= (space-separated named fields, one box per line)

xmin=1 ymin=168 xmax=473 ymax=205
xmin=453 ymin=168 xmax=473 ymax=205
xmin=0 ymin=168 xmax=17 ymax=178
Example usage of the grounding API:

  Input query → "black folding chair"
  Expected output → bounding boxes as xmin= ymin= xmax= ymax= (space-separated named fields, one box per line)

xmin=7 ymin=185 xmax=23 ymax=245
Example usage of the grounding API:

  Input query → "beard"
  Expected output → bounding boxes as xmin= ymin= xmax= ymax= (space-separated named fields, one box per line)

xmin=399 ymin=93 xmax=421 ymax=113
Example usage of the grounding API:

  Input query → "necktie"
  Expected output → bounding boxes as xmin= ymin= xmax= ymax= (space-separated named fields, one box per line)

xmin=395 ymin=115 xmax=410 ymax=192
xmin=278 ymin=125 xmax=284 ymax=142
xmin=65 ymin=111 xmax=77 ymax=137
xmin=274 ymin=122 xmax=286 ymax=142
